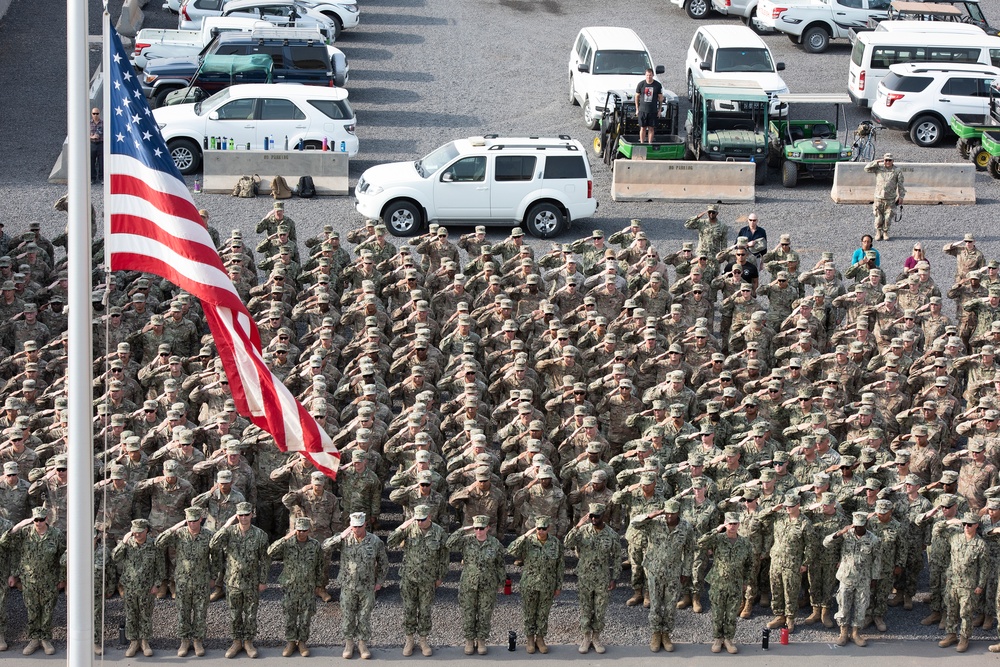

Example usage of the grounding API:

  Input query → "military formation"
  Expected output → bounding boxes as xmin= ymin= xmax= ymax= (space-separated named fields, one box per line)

xmin=2 ymin=202 xmax=1000 ymax=656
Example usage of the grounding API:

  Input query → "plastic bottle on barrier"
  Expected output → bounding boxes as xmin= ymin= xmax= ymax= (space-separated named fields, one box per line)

xmin=340 ymin=141 xmax=346 ymax=152
xmin=210 ymin=136 xmax=216 ymax=150
xmin=322 ymin=137 xmax=328 ymax=151
xmin=228 ymin=137 xmax=234 ymax=151
xmin=202 ymin=136 xmax=208 ymax=149
xmin=221 ymin=137 xmax=226 ymax=150
xmin=270 ymin=135 xmax=275 ymax=151
xmin=284 ymin=135 xmax=289 ymax=150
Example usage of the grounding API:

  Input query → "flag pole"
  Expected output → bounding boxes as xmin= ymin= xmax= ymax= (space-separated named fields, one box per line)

xmin=67 ymin=0 xmax=95 ymax=662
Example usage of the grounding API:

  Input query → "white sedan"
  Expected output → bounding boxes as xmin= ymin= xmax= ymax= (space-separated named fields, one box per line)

xmin=154 ymin=83 xmax=358 ymax=174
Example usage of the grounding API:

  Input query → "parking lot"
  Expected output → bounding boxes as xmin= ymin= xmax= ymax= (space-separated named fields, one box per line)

xmin=2 ymin=0 xmax=1000 ymax=651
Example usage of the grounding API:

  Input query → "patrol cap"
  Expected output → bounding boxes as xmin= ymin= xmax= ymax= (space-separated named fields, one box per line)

xmin=131 ymin=518 xmax=150 ymax=533
xmin=588 ymin=503 xmax=607 ymax=517
xmin=3 ymin=461 xmax=19 ymax=475
xmin=163 ymin=460 xmax=181 ymax=475
xmin=413 ymin=505 xmax=432 ymax=521
xmin=852 ymin=512 xmax=868 ymax=527
xmin=759 ymin=469 xmax=776 ymax=481
xmin=820 ymin=492 xmax=836 ymax=505
xmin=937 ymin=493 xmax=958 ymax=508
xmin=664 ymin=499 xmax=681 ymax=514
xmin=962 ymin=512 xmax=980 ymax=525
xmin=350 ymin=512 xmax=367 ymax=527
xmin=875 ymin=499 xmax=894 ymax=514
xmin=969 ymin=441 xmax=986 ymax=453
xmin=742 ymin=487 xmax=760 ymax=500
xmin=293 ymin=516 xmax=313 ymax=531
xmin=862 ymin=478 xmax=882 ymax=492
xmin=475 ymin=467 xmax=492 ymax=481
xmin=640 ymin=471 xmax=657 ymax=485
xmin=724 ymin=512 xmax=740 ymax=524
xmin=783 ymin=493 xmax=801 ymax=507
xmin=185 ymin=507 xmax=203 ymax=522
xmin=940 ymin=470 xmax=959 ymax=484
xmin=691 ymin=476 xmax=707 ymax=490
xmin=591 ymin=470 xmax=608 ymax=483
xmin=472 ymin=515 xmax=490 ymax=528
xmin=987 ymin=497 xmax=1000 ymax=511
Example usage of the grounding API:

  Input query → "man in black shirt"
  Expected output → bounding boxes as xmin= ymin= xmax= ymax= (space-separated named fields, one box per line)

xmin=736 ymin=214 xmax=767 ymax=269
xmin=635 ymin=69 xmax=663 ymax=144
xmin=726 ymin=247 xmax=759 ymax=293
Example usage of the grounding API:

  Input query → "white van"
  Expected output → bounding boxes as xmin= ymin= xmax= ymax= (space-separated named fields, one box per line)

xmin=848 ymin=27 xmax=1000 ymax=107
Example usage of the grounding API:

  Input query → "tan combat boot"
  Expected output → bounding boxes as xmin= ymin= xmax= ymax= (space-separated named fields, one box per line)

xmin=283 ymin=641 xmax=297 ymax=657
xmin=41 ymin=640 xmax=55 ymax=656
xmin=740 ymin=599 xmax=753 ymax=619
xmin=786 ymin=615 xmax=796 ymax=633
xmin=464 ymin=639 xmax=474 ymax=655
xmin=578 ymin=632 xmax=591 ymax=654
xmin=767 ymin=615 xmax=786 ymax=629
xmin=874 ymin=616 xmax=887 ymax=632
xmin=526 ymin=634 xmax=536 ymax=654
xmin=804 ymin=606 xmax=821 ymax=625
xmin=475 ymin=639 xmax=487 ymax=655
xmin=957 ymin=635 xmax=969 ymax=653
xmin=316 ymin=587 xmax=333 ymax=603
xmin=141 ymin=639 xmax=153 ymax=657
xmin=592 ymin=634 xmax=606 ymax=654
xmin=649 ymin=631 xmax=662 ymax=652
xmin=343 ymin=639 xmax=356 ymax=659
xmin=973 ymin=614 xmax=985 ymax=627
xmin=243 ymin=640 xmax=258 ymax=658
xmin=535 ymin=636 xmax=548 ymax=654
xmin=225 ymin=639 xmax=243 ymax=659
xmin=989 ymin=642 xmax=1000 ymax=653
xmin=626 ymin=588 xmax=643 ymax=607
xmin=125 ymin=640 xmax=140 ymax=658
xmin=94 ymin=643 xmax=102 ymax=655
xmin=662 ymin=633 xmax=675 ymax=652
xmin=643 ymin=588 xmax=651 ymax=608
xmin=193 ymin=639 xmax=205 ymax=657
xmin=692 ymin=594 xmax=703 ymax=613
xmin=403 ymin=634 xmax=415 ymax=657
xmin=851 ymin=627 xmax=867 ymax=647
xmin=178 ymin=639 xmax=190 ymax=657
xmin=418 ymin=637 xmax=432 ymax=656
xmin=711 ymin=638 xmax=723 ymax=653
xmin=676 ymin=593 xmax=692 ymax=609
xmin=986 ymin=616 xmax=997 ymax=631
xmin=822 ymin=607 xmax=835 ymax=628
xmin=938 ymin=633 xmax=957 ymax=648
xmin=836 ymin=626 xmax=849 ymax=647
xmin=358 ymin=640 xmax=371 ymax=659
xmin=724 ymin=638 xmax=738 ymax=654
xmin=903 ymin=594 xmax=913 ymax=611
xmin=298 ymin=641 xmax=311 ymax=657
xmin=921 ymin=611 xmax=941 ymax=626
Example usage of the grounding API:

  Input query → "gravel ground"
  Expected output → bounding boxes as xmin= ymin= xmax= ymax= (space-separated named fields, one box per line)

xmin=2 ymin=0 xmax=1000 ymax=653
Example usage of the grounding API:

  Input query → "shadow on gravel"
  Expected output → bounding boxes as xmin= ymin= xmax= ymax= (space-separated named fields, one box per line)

xmin=343 ymin=30 xmax=425 ymax=45
xmin=349 ymin=69 xmax=434 ymax=83
xmin=362 ymin=12 xmax=447 ymax=25
xmin=369 ymin=0 xmax=426 ymax=6
xmin=349 ymin=87 xmax=422 ymax=104
xmin=500 ymin=0 xmax=564 ymax=14
xmin=357 ymin=137 xmax=422 ymax=155
xmin=362 ymin=110 xmax=480 ymax=128
xmin=344 ymin=46 xmax=395 ymax=61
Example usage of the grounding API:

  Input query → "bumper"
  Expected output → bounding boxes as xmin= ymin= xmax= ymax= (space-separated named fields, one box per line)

xmin=568 ymin=199 xmax=599 ymax=222
xmin=355 ymin=194 xmax=382 ymax=220
xmin=342 ymin=10 xmax=360 ymax=29
xmin=848 ymin=89 xmax=869 ymax=109
xmin=871 ymin=112 xmax=907 ymax=131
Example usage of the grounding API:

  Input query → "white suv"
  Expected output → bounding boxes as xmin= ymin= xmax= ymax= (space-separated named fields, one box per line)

xmin=686 ymin=25 xmax=789 ymax=116
xmin=569 ymin=27 xmax=664 ymax=130
xmin=872 ymin=62 xmax=1000 ymax=146
xmin=355 ymin=136 xmax=598 ymax=239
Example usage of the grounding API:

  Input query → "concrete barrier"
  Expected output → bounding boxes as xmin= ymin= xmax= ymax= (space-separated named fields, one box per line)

xmin=202 ymin=149 xmax=349 ymax=196
xmin=116 ymin=0 xmax=145 ymax=38
xmin=830 ymin=162 xmax=975 ymax=205
xmin=611 ymin=160 xmax=755 ymax=203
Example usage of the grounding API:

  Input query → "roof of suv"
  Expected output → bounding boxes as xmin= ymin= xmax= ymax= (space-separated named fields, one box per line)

xmin=579 ymin=26 xmax=647 ymax=50
xmin=888 ymin=62 xmax=1000 ymax=76
xmin=695 ymin=24 xmax=768 ymax=47
xmin=455 ymin=136 xmax=585 ymax=153
xmin=215 ymin=28 xmax=326 ymax=44
xmin=223 ymin=0 xmax=309 ymax=11
xmin=222 ymin=83 xmax=350 ymax=101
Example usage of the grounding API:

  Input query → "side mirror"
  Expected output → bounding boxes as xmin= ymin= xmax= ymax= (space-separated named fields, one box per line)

xmin=655 ymin=65 xmax=665 ymax=74
xmin=700 ymin=61 xmax=711 ymax=70
xmin=209 ymin=111 xmax=219 ymax=120
xmin=577 ymin=62 xmax=589 ymax=73
xmin=442 ymin=172 xmax=454 ymax=182
xmin=776 ymin=62 xmax=786 ymax=71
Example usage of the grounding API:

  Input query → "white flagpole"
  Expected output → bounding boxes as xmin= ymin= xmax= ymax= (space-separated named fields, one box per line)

xmin=67 ymin=0 xmax=95 ymax=661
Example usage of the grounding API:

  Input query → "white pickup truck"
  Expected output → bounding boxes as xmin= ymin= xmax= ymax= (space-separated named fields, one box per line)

xmin=132 ymin=17 xmax=270 ymax=70
xmin=756 ymin=0 xmax=890 ymax=52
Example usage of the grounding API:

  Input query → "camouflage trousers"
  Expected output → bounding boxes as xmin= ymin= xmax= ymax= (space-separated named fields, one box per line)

xmin=578 ymin=583 xmax=610 ymax=634
xmin=0 ymin=581 xmax=6 ymax=636
xmin=928 ymin=562 xmax=946 ymax=613
xmin=834 ymin=580 xmax=871 ymax=628
xmin=227 ymin=587 xmax=261 ymax=640
xmin=626 ymin=527 xmax=649 ymax=590
xmin=282 ymin=588 xmax=317 ymax=642
xmin=901 ymin=542 xmax=924 ymax=597
xmin=175 ymin=584 xmax=209 ymax=639
xmin=744 ymin=556 xmax=763 ymax=601
xmin=945 ymin=586 xmax=981 ymax=637
xmin=769 ymin=563 xmax=802 ymax=617
xmin=401 ymin=578 xmax=437 ymax=636
xmin=870 ymin=574 xmax=893 ymax=619
xmin=808 ymin=558 xmax=839 ymax=609
xmin=459 ymin=581 xmax=499 ymax=640
xmin=872 ymin=199 xmax=896 ymax=237
xmin=690 ymin=548 xmax=709 ymax=597
xmin=123 ymin=590 xmax=154 ymax=640
xmin=23 ymin=583 xmax=57 ymax=640
xmin=521 ymin=588 xmax=556 ymax=637
xmin=645 ymin=568 xmax=681 ymax=633
xmin=710 ymin=584 xmax=744 ymax=639
xmin=340 ymin=585 xmax=376 ymax=641
xmin=256 ymin=493 xmax=289 ymax=542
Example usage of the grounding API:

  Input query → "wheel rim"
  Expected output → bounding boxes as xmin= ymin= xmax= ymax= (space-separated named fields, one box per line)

xmin=687 ymin=74 xmax=694 ymax=99
xmin=584 ymin=101 xmax=594 ymax=126
xmin=975 ymin=150 xmax=991 ymax=168
xmin=533 ymin=210 xmax=559 ymax=235
xmin=915 ymin=122 xmax=939 ymax=145
xmin=807 ymin=32 xmax=825 ymax=50
xmin=690 ymin=0 xmax=707 ymax=15
xmin=389 ymin=208 xmax=415 ymax=233
xmin=170 ymin=146 xmax=194 ymax=171
xmin=593 ymin=136 xmax=602 ymax=155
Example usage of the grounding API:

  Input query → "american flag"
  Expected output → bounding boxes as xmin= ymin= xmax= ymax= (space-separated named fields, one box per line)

xmin=104 ymin=22 xmax=339 ymax=478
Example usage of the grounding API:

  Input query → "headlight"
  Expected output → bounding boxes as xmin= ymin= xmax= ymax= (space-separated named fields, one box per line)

xmin=756 ymin=147 xmax=763 ymax=153
xmin=711 ymin=145 xmax=719 ymax=152
xmin=336 ymin=2 xmax=358 ymax=11
xmin=364 ymin=184 xmax=383 ymax=196
xmin=145 ymin=73 xmax=157 ymax=84
xmin=789 ymin=151 xmax=801 ymax=158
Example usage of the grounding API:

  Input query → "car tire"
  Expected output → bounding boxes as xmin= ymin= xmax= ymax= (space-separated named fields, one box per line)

xmin=755 ymin=160 xmax=767 ymax=186
xmin=569 ymin=76 xmax=578 ymax=106
xmin=525 ymin=202 xmax=565 ymax=239
xmin=686 ymin=0 xmax=710 ymax=19
xmin=687 ymin=72 xmax=695 ymax=101
xmin=787 ymin=33 xmax=800 ymax=44
xmin=802 ymin=27 xmax=829 ymax=53
xmin=909 ymin=115 xmax=944 ymax=147
xmin=153 ymin=87 xmax=180 ymax=109
xmin=970 ymin=143 xmax=991 ymax=171
xmin=584 ymin=98 xmax=599 ymax=130
xmin=988 ymin=156 xmax=1000 ymax=180
xmin=956 ymin=137 xmax=971 ymax=159
xmin=744 ymin=8 xmax=765 ymax=33
xmin=781 ymin=160 xmax=798 ymax=188
xmin=167 ymin=139 xmax=202 ymax=175
xmin=382 ymin=200 xmax=422 ymax=237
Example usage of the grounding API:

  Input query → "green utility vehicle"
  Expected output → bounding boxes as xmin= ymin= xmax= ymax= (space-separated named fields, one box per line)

xmin=767 ymin=93 xmax=854 ymax=188
xmin=685 ymin=79 xmax=770 ymax=185
xmin=981 ymin=130 xmax=1000 ymax=178
xmin=952 ymin=79 xmax=1000 ymax=168
xmin=593 ymin=90 xmax=685 ymax=166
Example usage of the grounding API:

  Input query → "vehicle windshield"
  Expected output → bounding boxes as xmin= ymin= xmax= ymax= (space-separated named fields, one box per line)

xmin=716 ymin=48 xmax=774 ymax=73
xmin=592 ymin=49 xmax=653 ymax=75
xmin=195 ymin=88 xmax=231 ymax=115
xmin=963 ymin=2 xmax=986 ymax=23
xmin=415 ymin=141 xmax=460 ymax=178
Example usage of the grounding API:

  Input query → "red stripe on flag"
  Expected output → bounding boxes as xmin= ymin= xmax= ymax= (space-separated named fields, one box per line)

xmin=111 ymin=173 xmax=210 ymax=238
xmin=109 ymin=252 xmax=248 ymax=317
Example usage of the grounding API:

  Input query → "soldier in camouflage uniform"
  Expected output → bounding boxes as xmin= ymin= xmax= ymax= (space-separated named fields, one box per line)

xmin=763 ymin=494 xmax=817 ymax=632
xmin=804 ymin=491 xmax=848 ymax=628
xmin=268 ymin=517 xmax=327 ymax=658
xmin=323 ymin=511 xmax=389 ymax=660
xmin=112 ymin=518 xmax=164 ymax=658
xmin=611 ymin=469 xmax=665 ymax=607
xmin=446 ymin=514 xmax=507 ymax=656
xmin=209 ymin=502 xmax=271 ymax=659
xmin=155 ymin=506 xmax=215 ymax=657
xmin=868 ymin=498 xmax=908 ymax=632
xmin=507 ymin=515 xmax=565 ymax=654
xmin=684 ymin=205 xmax=730 ymax=258
xmin=917 ymin=493 xmax=962 ymax=627
xmin=387 ymin=505 xmax=449 ymax=657
xmin=824 ymin=512 xmax=882 ymax=647
xmin=938 ymin=513 xmax=989 ymax=652
xmin=564 ymin=503 xmax=622 ymax=654
xmin=1 ymin=506 xmax=65 ymax=655
xmin=634 ymin=498 xmax=694 ymax=653
xmin=699 ymin=511 xmax=755 ymax=653
xmin=0 ymin=513 xmax=10 ymax=651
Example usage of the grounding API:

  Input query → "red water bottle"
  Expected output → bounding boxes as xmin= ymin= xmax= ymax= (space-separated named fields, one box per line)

xmin=780 ymin=628 xmax=789 ymax=645
xmin=503 ymin=577 xmax=512 ymax=595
